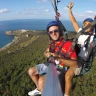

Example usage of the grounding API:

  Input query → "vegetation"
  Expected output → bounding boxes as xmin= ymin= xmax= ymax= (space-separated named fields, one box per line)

xmin=0 ymin=31 xmax=96 ymax=96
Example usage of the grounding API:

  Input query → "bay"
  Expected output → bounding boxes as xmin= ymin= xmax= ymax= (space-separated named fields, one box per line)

xmin=0 ymin=19 xmax=82 ymax=48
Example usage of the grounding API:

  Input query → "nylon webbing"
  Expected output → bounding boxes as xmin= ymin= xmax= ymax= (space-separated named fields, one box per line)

xmin=72 ymin=19 xmax=96 ymax=50
xmin=50 ymin=0 xmax=67 ymax=40
xmin=94 ymin=16 xmax=96 ymax=34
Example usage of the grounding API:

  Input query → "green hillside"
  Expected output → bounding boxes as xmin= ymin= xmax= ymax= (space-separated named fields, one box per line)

xmin=0 ymin=31 xmax=96 ymax=96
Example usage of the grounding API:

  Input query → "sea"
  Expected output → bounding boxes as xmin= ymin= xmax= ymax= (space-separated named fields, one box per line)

xmin=0 ymin=19 xmax=82 ymax=48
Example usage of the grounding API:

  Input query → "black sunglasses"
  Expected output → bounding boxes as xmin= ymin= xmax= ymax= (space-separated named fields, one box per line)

xmin=48 ymin=29 xmax=59 ymax=35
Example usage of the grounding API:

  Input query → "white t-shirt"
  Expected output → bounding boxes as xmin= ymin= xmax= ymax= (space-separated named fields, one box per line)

xmin=77 ymin=28 xmax=94 ymax=61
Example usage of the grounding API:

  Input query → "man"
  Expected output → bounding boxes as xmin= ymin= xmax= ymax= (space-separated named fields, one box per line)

xmin=28 ymin=21 xmax=81 ymax=96
xmin=67 ymin=2 xmax=95 ymax=61
xmin=67 ymin=2 xmax=96 ymax=96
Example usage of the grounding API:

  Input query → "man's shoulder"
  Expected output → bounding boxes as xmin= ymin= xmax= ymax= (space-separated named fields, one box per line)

xmin=65 ymin=40 xmax=72 ymax=44
xmin=63 ymin=40 xmax=72 ymax=47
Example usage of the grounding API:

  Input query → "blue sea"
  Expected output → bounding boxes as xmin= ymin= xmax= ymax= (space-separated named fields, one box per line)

xmin=0 ymin=19 xmax=82 ymax=48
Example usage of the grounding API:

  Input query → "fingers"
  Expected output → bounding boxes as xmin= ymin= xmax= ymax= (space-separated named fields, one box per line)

xmin=67 ymin=1 xmax=74 ymax=10
xmin=70 ymin=2 xmax=74 ymax=7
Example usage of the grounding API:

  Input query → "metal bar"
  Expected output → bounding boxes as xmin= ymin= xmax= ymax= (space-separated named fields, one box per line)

xmin=42 ymin=63 xmax=63 ymax=96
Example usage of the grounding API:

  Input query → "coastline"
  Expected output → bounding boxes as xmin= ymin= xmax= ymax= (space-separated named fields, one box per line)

xmin=0 ymin=29 xmax=46 ymax=52
xmin=0 ymin=41 xmax=14 ymax=51
xmin=0 ymin=29 xmax=76 ymax=52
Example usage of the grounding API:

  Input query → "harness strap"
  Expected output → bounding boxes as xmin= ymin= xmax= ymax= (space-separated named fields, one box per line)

xmin=50 ymin=40 xmax=74 ymax=58
xmin=49 ymin=41 xmax=55 ymax=53
xmin=55 ymin=40 xmax=65 ymax=55
xmin=84 ymin=35 xmax=92 ymax=49
xmin=94 ymin=15 xmax=96 ymax=34
xmin=86 ymin=35 xmax=96 ymax=60
xmin=50 ymin=0 xmax=68 ymax=40
xmin=72 ymin=19 xmax=96 ymax=50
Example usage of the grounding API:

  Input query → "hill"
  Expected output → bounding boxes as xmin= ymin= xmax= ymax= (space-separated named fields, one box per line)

xmin=0 ymin=31 xmax=96 ymax=96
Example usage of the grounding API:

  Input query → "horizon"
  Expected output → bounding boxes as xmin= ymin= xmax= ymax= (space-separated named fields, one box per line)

xmin=0 ymin=18 xmax=83 ymax=22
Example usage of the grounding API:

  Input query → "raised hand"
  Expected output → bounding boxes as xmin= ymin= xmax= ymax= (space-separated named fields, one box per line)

xmin=67 ymin=2 xmax=74 ymax=10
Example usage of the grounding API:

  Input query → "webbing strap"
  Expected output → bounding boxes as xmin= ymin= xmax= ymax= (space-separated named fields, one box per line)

xmin=84 ymin=35 xmax=92 ymax=49
xmin=56 ymin=40 xmax=65 ymax=53
xmin=55 ymin=40 xmax=74 ymax=58
xmin=94 ymin=16 xmax=96 ymax=34
xmin=85 ymin=36 xmax=96 ymax=61
xmin=50 ymin=0 xmax=68 ymax=41
xmin=72 ymin=19 xmax=96 ymax=50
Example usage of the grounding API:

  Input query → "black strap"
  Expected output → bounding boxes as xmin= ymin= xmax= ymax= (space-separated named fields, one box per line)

xmin=72 ymin=19 xmax=96 ymax=50
xmin=55 ymin=40 xmax=74 ymax=58
xmin=49 ymin=41 xmax=55 ymax=53
xmin=86 ymin=36 xmax=96 ymax=60
xmin=94 ymin=16 xmax=96 ymax=34
xmin=84 ymin=35 xmax=92 ymax=49
xmin=50 ymin=0 xmax=68 ymax=40
xmin=55 ymin=40 xmax=65 ymax=55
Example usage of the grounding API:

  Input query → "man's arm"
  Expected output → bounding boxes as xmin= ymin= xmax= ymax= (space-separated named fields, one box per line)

xmin=67 ymin=2 xmax=80 ymax=32
xmin=57 ymin=57 xmax=78 ymax=67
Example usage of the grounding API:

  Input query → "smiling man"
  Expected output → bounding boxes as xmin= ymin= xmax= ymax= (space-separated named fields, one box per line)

xmin=28 ymin=21 xmax=81 ymax=96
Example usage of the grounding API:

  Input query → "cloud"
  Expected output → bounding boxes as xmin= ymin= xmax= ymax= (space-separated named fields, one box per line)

xmin=45 ymin=9 xmax=49 ymax=12
xmin=16 ymin=10 xmax=41 ymax=15
xmin=36 ymin=0 xmax=47 ymax=3
xmin=0 ymin=8 xmax=9 ymax=14
xmin=24 ymin=6 xmax=44 ymax=11
xmin=76 ymin=14 xmax=85 ymax=17
xmin=17 ymin=6 xmax=50 ymax=16
xmin=33 ymin=11 xmax=40 ymax=15
xmin=86 ymin=10 xmax=94 ymax=14
xmin=85 ymin=10 xmax=96 ymax=17
xmin=64 ymin=7 xmax=68 ymax=10
xmin=16 ymin=11 xmax=32 ymax=15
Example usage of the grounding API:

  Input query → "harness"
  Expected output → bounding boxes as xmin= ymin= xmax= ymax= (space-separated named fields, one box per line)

xmin=75 ymin=32 xmax=96 ymax=75
xmin=48 ymin=38 xmax=74 ymax=73
xmin=49 ymin=38 xmax=73 ymax=58
xmin=49 ymin=0 xmax=96 ymax=75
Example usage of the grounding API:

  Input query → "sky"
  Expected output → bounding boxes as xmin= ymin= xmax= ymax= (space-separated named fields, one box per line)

xmin=0 ymin=0 xmax=96 ymax=21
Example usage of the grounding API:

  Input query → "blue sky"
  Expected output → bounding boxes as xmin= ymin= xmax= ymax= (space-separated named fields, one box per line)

xmin=0 ymin=0 xmax=96 ymax=21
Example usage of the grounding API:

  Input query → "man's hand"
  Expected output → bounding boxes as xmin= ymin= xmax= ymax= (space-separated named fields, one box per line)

xmin=52 ymin=53 xmax=62 ymax=60
xmin=67 ymin=2 xmax=74 ymax=11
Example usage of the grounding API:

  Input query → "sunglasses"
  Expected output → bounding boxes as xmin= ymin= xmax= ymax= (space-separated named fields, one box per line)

xmin=48 ymin=29 xmax=59 ymax=35
xmin=83 ymin=22 xmax=91 ymax=27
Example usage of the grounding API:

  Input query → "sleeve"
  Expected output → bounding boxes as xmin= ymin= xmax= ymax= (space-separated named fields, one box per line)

xmin=77 ymin=28 xmax=82 ymax=33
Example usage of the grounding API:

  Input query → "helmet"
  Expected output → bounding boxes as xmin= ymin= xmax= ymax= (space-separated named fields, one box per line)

xmin=46 ymin=21 xmax=63 ymax=40
xmin=46 ymin=21 xmax=60 ymax=31
xmin=83 ymin=18 xmax=93 ymax=23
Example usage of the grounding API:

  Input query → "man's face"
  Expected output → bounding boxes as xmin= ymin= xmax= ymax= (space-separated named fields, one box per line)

xmin=83 ymin=21 xmax=93 ymax=32
xmin=48 ymin=26 xmax=60 ymax=41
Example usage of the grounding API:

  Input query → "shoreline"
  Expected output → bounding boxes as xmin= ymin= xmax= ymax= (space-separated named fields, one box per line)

xmin=0 ymin=29 xmax=31 ymax=51
xmin=0 ymin=30 xmax=76 ymax=52
xmin=0 ymin=39 xmax=14 ymax=51
xmin=0 ymin=29 xmax=45 ymax=52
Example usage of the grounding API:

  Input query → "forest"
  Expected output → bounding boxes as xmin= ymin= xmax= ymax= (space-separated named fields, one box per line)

xmin=0 ymin=32 xmax=96 ymax=96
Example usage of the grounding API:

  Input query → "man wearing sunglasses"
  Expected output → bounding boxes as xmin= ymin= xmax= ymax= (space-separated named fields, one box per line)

xmin=68 ymin=2 xmax=94 ymax=34
xmin=28 ymin=20 xmax=81 ymax=96
xmin=68 ymin=1 xmax=95 ymax=64
xmin=67 ymin=1 xmax=96 ymax=96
